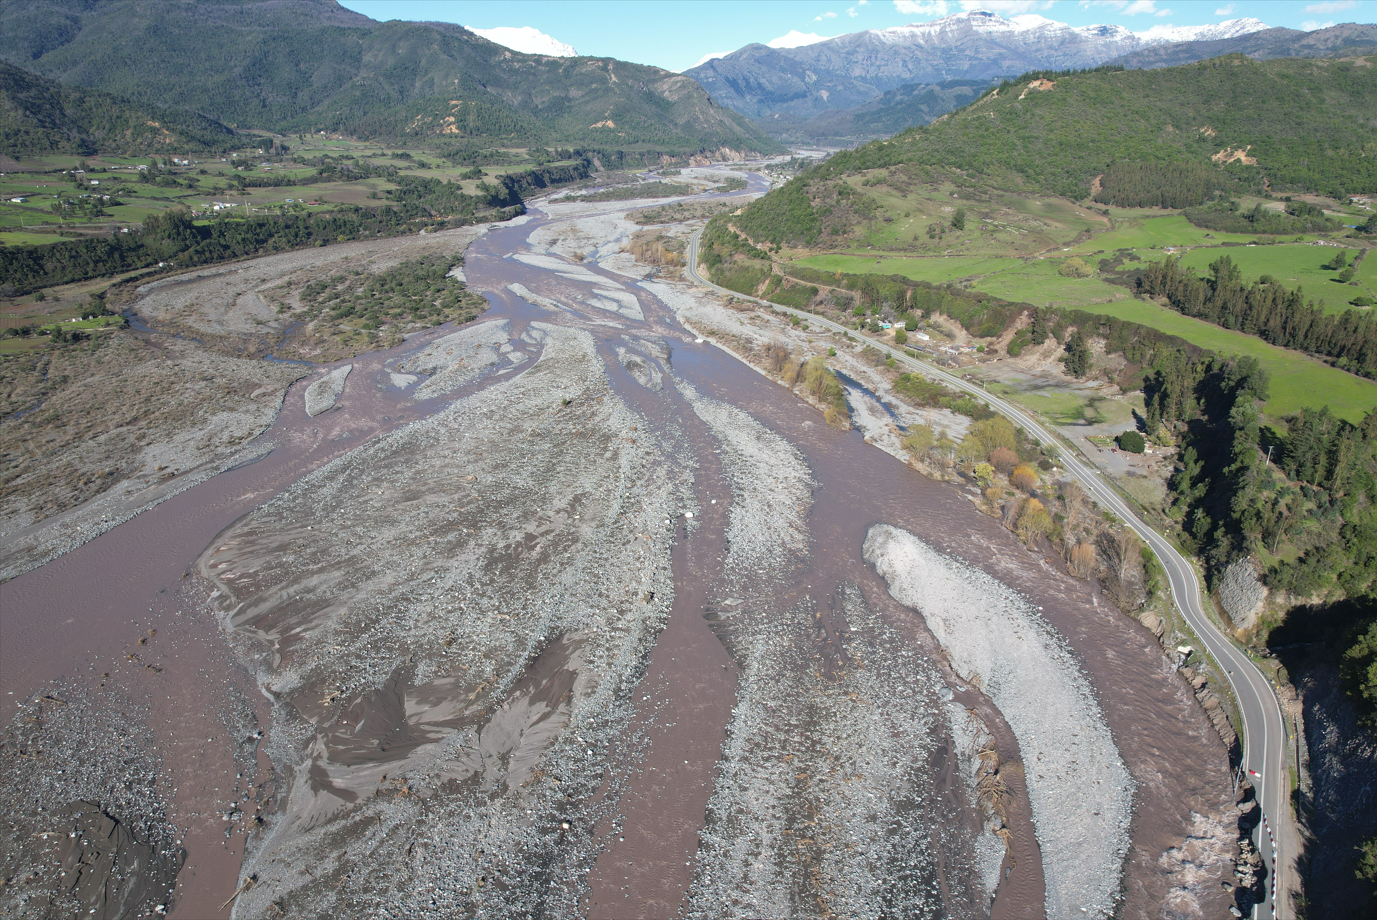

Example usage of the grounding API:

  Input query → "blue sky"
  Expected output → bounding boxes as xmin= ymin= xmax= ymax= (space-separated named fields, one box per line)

xmin=339 ymin=1 xmax=1373 ymax=73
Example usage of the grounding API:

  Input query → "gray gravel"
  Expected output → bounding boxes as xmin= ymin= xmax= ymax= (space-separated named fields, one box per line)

xmin=0 ymin=683 xmax=182 ymax=920
xmin=398 ymin=320 xmax=511 ymax=400
xmin=675 ymin=379 xmax=812 ymax=578
xmin=303 ymin=364 xmax=352 ymax=417
xmin=685 ymin=582 xmax=983 ymax=919
xmin=199 ymin=323 xmax=695 ymax=918
xmin=865 ymin=524 xmax=1133 ymax=919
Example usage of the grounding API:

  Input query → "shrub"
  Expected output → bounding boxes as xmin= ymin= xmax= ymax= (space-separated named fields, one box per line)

xmin=1010 ymin=464 xmax=1039 ymax=492
xmin=1058 ymin=257 xmax=1094 ymax=278
xmin=894 ymin=327 xmax=908 ymax=345
xmin=902 ymin=424 xmax=935 ymax=457
xmin=990 ymin=446 xmax=1019 ymax=474
xmin=798 ymin=356 xmax=850 ymax=429
xmin=974 ymin=462 xmax=996 ymax=486
xmin=1118 ymin=430 xmax=1146 ymax=453
xmin=1068 ymin=541 xmax=1097 ymax=578
xmin=966 ymin=417 xmax=1018 ymax=455
xmin=1017 ymin=498 xmax=1052 ymax=545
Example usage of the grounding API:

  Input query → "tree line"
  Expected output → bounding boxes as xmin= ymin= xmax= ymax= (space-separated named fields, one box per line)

xmin=1182 ymin=199 xmax=1340 ymax=235
xmin=0 ymin=205 xmax=522 ymax=296
xmin=1138 ymin=255 xmax=1377 ymax=378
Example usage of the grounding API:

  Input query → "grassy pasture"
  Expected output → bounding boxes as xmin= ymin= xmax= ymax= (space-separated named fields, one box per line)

xmin=1069 ymin=213 xmax=1261 ymax=254
xmin=971 ymin=258 xmax=1130 ymax=308
xmin=792 ymin=254 xmax=1023 ymax=285
xmin=1173 ymin=243 xmax=1372 ymax=314
xmin=1082 ymin=297 xmax=1377 ymax=422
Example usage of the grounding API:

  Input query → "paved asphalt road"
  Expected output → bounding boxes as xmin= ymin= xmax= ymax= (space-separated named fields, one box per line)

xmin=685 ymin=226 xmax=1291 ymax=918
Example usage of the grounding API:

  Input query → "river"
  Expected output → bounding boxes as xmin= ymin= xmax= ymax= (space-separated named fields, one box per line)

xmin=0 ymin=174 xmax=1237 ymax=920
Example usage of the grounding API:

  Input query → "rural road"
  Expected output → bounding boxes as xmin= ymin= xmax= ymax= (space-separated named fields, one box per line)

xmin=686 ymin=226 xmax=1292 ymax=918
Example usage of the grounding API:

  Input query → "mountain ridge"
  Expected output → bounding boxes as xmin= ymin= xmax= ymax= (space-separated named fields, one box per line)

xmin=686 ymin=12 xmax=1371 ymax=121
xmin=0 ymin=59 xmax=236 ymax=156
xmin=0 ymin=0 xmax=777 ymax=154
xmin=728 ymin=54 xmax=1377 ymax=251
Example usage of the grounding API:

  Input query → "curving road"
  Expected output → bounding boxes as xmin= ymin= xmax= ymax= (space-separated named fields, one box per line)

xmin=686 ymin=226 xmax=1291 ymax=918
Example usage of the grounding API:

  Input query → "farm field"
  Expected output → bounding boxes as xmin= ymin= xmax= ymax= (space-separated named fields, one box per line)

xmin=1082 ymin=297 xmax=1377 ymax=422
xmin=0 ymin=138 xmax=580 ymax=249
xmin=793 ymin=253 xmax=1023 ymax=285
xmin=970 ymin=258 xmax=1130 ymax=308
xmin=1069 ymin=213 xmax=1262 ymax=254
xmin=1174 ymin=243 xmax=1373 ymax=314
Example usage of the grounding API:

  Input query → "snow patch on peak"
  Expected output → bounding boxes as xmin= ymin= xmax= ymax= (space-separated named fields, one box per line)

xmin=1133 ymin=18 xmax=1269 ymax=45
xmin=1074 ymin=23 xmax=1136 ymax=42
xmin=1003 ymin=15 xmax=1070 ymax=34
xmin=467 ymin=25 xmax=577 ymax=57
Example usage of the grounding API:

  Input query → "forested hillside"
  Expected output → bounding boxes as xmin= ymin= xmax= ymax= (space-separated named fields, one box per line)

xmin=0 ymin=60 xmax=235 ymax=155
xmin=760 ymin=78 xmax=994 ymax=145
xmin=0 ymin=0 xmax=778 ymax=154
xmin=740 ymin=55 xmax=1376 ymax=239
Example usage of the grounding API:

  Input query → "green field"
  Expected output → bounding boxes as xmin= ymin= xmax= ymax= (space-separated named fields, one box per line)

xmin=793 ymin=254 xmax=1023 ymax=285
xmin=1070 ymin=213 xmax=1262 ymax=254
xmin=1173 ymin=243 xmax=1372 ymax=314
xmin=1083 ymin=297 xmax=1377 ymax=422
xmin=971 ymin=258 xmax=1130 ymax=308
xmin=0 ymin=230 xmax=70 ymax=247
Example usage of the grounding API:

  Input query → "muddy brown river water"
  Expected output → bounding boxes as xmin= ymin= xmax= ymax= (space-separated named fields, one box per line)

xmin=0 ymin=185 xmax=1235 ymax=919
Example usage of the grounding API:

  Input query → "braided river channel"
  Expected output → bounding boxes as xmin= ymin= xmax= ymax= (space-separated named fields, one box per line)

xmin=1 ymin=175 xmax=1238 ymax=919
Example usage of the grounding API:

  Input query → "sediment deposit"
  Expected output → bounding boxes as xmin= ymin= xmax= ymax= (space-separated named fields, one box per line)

xmin=865 ymin=524 xmax=1133 ymax=918
xmin=0 ymin=168 xmax=1244 ymax=920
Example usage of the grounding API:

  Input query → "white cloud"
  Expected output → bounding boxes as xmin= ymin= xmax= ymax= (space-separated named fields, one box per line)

xmin=958 ymin=0 xmax=1052 ymax=11
xmin=693 ymin=51 xmax=731 ymax=66
xmin=848 ymin=5 xmax=859 ymax=14
xmin=768 ymin=30 xmax=837 ymax=47
xmin=1079 ymin=0 xmax=1161 ymax=11
xmin=893 ymin=0 xmax=949 ymax=15
xmin=1304 ymin=0 xmax=1357 ymax=12
xmin=1301 ymin=19 xmax=1338 ymax=29
xmin=1214 ymin=4 xmax=1234 ymax=14
xmin=859 ymin=0 xmax=870 ymax=5
xmin=466 ymin=25 xmax=577 ymax=57
xmin=815 ymin=10 xmax=839 ymax=19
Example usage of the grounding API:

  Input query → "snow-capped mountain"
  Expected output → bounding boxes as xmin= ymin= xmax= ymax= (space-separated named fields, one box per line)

xmin=466 ymin=26 xmax=577 ymax=58
xmin=1134 ymin=18 xmax=1270 ymax=44
xmin=685 ymin=10 xmax=1271 ymax=120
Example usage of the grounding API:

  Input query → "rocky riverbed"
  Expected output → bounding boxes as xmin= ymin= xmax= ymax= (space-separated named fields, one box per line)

xmin=0 ymin=169 xmax=1241 ymax=920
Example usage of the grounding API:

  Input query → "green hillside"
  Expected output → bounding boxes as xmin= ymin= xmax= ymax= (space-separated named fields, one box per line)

xmin=0 ymin=0 xmax=778 ymax=155
xmin=699 ymin=53 xmax=1377 ymax=420
xmin=760 ymin=78 xmax=993 ymax=145
xmin=0 ymin=60 xmax=235 ymax=155
xmin=741 ymin=55 xmax=1376 ymax=245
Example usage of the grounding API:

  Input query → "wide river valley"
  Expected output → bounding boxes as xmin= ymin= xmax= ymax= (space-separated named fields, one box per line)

xmin=0 ymin=177 xmax=1238 ymax=920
